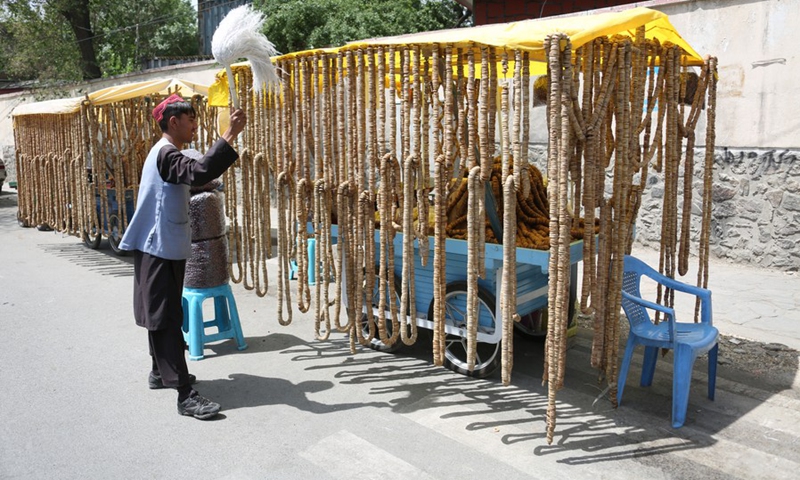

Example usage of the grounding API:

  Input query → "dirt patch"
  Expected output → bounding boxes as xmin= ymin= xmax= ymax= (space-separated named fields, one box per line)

xmin=575 ymin=314 xmax=800 ymax=386
xmin=715 ymin=334 xmax=799 ymax=382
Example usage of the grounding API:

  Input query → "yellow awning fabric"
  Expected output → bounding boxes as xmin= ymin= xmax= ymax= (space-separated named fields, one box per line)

xmin=12 ymin=78 xmax=209 ymax=117
xmin=11 ymin=96 xmax=84 ymax=117
xmin=349 ymin=7 xmax=701 ymax=63
xmin=208 ymin=7 xmax=704 ymax=107
xmin=209 ymin=70 xmax=237 ymax=108
xmin=88 ymin=78 xmax=209 ymax=106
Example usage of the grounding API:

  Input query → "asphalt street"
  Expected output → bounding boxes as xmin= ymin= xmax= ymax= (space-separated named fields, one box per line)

xmin=1 ymin=189 xmax=799 ymax=480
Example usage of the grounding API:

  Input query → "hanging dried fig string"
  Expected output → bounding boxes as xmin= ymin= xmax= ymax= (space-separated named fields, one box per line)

xmin=501 ymin=174 xmax=518 ymax=386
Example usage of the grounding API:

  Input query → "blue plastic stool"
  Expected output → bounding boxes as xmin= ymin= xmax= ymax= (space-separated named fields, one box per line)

xmin=181 ymin=283 xmax=247 ymax=361
xmin=288 ymin=237 xmax=316 ymax=285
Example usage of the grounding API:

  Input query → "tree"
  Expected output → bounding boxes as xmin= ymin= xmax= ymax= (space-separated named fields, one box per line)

xmin=253 ymin=0 xmax=470 ymax=55
xmin=54 ymin=0 xmax=102 ymax=79
xmin=92 ymin=0 xmax=199 ymax=76
xmin=1 ymin=1 xmax=84 ymax=81
xmin=0 ymin=0 xmax=199 ymax=82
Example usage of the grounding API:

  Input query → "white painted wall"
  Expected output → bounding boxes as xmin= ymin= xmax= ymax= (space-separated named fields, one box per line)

xmin=591 ymin=0 xmax=800 ymax=269
xmin=604 ymin=0 xmax=798 ymax=149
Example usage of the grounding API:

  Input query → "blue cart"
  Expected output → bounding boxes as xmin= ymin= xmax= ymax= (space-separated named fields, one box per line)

xmin=333 ymin=226 xmax=581 ymax=378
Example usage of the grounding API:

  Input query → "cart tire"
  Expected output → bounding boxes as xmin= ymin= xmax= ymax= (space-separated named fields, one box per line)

xmin=107 ymin=215 xmax=128 ymax=256
xmin=428 ymin=281 xmax=500 ymax=378
xmin=514 ymin=308 xmax=547 ymax=339
xmin=361 ymin=268 xmax=405 ymax=353
xmin=82 ymin=223 xmax=102 ymax=249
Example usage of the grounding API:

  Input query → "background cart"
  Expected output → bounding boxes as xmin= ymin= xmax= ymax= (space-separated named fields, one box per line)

xmin=81 ymin=175 xmax=135 ymax=256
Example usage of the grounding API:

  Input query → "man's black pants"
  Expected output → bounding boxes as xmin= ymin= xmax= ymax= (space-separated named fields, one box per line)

xmin=148 ymin=325 xmax=191 ymax=388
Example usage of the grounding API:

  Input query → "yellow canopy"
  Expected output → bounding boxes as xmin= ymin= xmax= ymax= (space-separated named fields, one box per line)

xmin=208 ymin=7 xmax=704 ymax=107
xmin=88 ymin=78 xmax=209 ymax=106
xmin=11 ymin=96 xmax=83 ymax=117
xmin=12 ymin=78 xmax=209 ymax=117
xmin=350 ymin=7 xmax=701 ymax=63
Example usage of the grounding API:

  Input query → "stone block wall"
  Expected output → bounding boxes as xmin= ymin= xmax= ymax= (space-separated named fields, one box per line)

xmin=525 ymin=145 xmax=800 ymax=270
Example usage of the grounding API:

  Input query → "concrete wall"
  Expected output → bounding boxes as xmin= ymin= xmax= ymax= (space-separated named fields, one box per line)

xmin=652 ymin=0 xmax=797 ymax=150
xmin=475 ymin=0 xmax=797 ymax=149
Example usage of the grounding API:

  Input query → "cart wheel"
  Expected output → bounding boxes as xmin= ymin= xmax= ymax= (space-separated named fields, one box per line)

xmin=361 ymin=268 xmax=404 ymax=352
xmin=107 ymin=215 xmax=128 ymax=256
xmin=428 ymin=281 xmax=500 ymax=378
xmin=82 ymin=222 xmax=101 ymax=249
xmin=515 ymin=309 xmax=547 ymax=339
xmin=514 ymin=306 xmax=581 ymax=340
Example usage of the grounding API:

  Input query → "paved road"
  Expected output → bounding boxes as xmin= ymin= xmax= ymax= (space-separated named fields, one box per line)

xmin=1 ymin=190 xmax=799 ymax=480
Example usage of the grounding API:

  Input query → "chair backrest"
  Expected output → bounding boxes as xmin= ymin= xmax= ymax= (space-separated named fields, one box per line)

xmin=620 ymin=268 xmax=652 ymax=331
xmin=621 ymin=255 xmax=681 ymax=344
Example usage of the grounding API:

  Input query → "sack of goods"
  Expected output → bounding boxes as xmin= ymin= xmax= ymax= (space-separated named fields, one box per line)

xmin=189 ymin=190 xmax=226 ymax=242
xmin=185 ymin=235 xmax=230 ymax=289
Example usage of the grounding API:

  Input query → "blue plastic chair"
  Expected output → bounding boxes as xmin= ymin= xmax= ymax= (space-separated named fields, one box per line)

xmin=617 ymin=255 xmax=719 ymax=428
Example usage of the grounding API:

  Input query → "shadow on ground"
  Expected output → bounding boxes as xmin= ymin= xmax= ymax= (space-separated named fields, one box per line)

xmin=39 ymin=242 xmax=134 ymax=277
xmin=271 ymin=327 xmax=798 ymax=467
xmin=6 ymin=191 xmax=797 ymax=470
xmin=200 ymin=373 xmax=389 ymax=413
xmin=204 ymin=332 xmax=307 ymax=357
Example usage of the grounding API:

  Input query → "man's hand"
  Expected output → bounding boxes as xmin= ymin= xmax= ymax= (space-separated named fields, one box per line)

xmin=221 ymin=108 xmax=247 ymax=146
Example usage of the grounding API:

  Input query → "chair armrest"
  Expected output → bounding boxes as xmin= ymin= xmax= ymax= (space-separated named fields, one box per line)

xmin=637 ymin=261 xmax=707 ymax=295
xmin=623 ymin=256 xmax=714 ymax=325
xmin=622 ymin=290 xmax=676 ymax=342
xmin=636 ymin=261 xmax=713 ymax=325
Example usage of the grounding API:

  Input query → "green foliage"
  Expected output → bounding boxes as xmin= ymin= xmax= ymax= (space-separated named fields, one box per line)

xmin=0 ymin=0 xmax=199 ymax=82
xmin=0 ymin=0 xmax=468 ymax=82
xmin=1 ymin=1 xmax=83 ymax=81
xmin=93 ymin=0 xmax=199 ymax=77
xmin=253 ymin=0 xmax=469 ymax=55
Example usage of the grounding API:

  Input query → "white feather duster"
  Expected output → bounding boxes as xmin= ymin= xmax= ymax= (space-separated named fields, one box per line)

xmin=212 ymin=5 xmax=280 ymax=108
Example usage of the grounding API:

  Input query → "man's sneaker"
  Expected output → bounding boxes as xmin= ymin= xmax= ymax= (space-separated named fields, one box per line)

xmin=148 ymin=372 xmax=197 ymax=390
xmin=177 ymin=391 xmax=220 ymax=420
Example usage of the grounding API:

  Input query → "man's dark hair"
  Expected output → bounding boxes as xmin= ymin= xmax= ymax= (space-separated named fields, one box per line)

xmin=158 ymin=101 xmax=196 ymax=132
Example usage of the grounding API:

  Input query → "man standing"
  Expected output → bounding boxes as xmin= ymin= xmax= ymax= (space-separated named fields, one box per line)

xmin=120 ymin=94 xmax=246 ymax=420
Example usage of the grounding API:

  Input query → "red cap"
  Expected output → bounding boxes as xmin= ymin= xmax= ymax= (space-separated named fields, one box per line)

xmin=152 ymin=94 xmax=186 ymax=123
